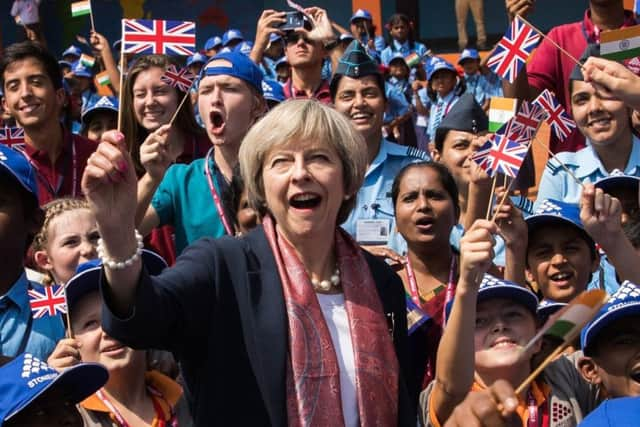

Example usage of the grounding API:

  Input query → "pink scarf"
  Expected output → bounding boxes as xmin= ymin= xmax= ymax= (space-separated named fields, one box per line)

xmin=263 ymin=216 xmax=399 ymax=426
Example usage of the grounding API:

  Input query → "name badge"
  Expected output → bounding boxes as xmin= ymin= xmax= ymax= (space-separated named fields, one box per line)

xmin=356 ymin=219 xmax=391 ymax=245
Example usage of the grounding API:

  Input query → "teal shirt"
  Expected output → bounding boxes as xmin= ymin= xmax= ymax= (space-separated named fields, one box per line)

xmin=151 ymin=156 xmax=227 ymax=254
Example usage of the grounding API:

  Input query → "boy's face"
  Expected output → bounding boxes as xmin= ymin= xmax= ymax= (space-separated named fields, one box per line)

xmin=2 ymin=57 xmax=65 ymax=130
xmin=430 ymin=70 xmax=457 ymax=98
xmin=474 ymin=298 xmax=539 ymax=371
xmin=460 ymin=58 xmax=480 ymax=75
xmin=526 ymin=223 xmax=599 ymax=303
xmin=85 ymin=111 xmax=117 ymax=142
xmin=197 ymin=62 xmax=260 ymax=148
xmin=587 ymin=315 xmax=640 ymax=398
xmin=570 ymin=79 xmax=630 ymax=148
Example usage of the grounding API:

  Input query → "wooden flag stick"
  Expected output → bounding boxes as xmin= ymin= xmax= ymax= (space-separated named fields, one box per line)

xmin=515 ymin=343 xmax=566 ymax=395
xmin=64 ymin=292 xmax=74 ymax=338
xmin=489 ymin=172 xmax=519 ymax=224
xmin=530 ymin=137 xmax=584 ymax=188
xmin=89 ymin=0 xmax=96 ymax=32
xmin=116 ymin=48 xmax=125 ymax=132
xmin=486 ymin=175 xmax=498 ymax=220
xmin=168 ymin=81 xmax=196 ymax=126
xmin=517 ymin=15 xmax=583 ymax=69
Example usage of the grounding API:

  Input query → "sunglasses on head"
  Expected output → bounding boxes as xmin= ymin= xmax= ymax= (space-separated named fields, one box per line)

xmin=284 ymin=33 xmax=313 ymax=45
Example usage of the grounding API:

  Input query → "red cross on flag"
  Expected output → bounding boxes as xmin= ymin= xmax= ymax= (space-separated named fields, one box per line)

xmin=28 ymin=285 xmax=67 ymax=318
xmin=533 ymin=89 xmax=577 ymax=142
xmin=160 ymin=65 xmax=195 ymax=93
xmin=487 ymin=16 xmax=541 ymax=83
xmin=122 ymin=19 xmax=196 ymax=56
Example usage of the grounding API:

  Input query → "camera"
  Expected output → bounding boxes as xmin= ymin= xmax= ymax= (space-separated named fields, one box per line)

xmin=278 ymin=11 xmax=308 ymax=31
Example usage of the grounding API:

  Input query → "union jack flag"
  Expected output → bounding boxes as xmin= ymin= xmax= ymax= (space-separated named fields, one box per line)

xmin=28 ymin=285 xmax=67 ymax=318
xmin=471 ymin=134 xmax=530 ymax=178
xmin=160 ymin=65 xmax=195 ymax=93
xmin=533 ymin=89 xmax=576 ymax=142
xmin=496 ymin=101 xmax=546 ymax=143
xmin=487 ymin=16 xmax=541 ymax=83
xmin=0 ymin=127 xmax=25 ymax=148
xmin=122 ymin=19 xmax=196 ymax=56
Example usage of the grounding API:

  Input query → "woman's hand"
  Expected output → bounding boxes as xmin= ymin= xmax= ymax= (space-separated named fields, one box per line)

xmin=505 ymin=0 xmax=535 ymax=21
xmin=47 ymin=338 xmax=82 ymax=371
xmin=444 ymin=380 xmax=520 ymax=427
xmin=459 ymin=220 xmax=497 ymax=288
xmin=139 ymin=124 xmax=181 ymax=183
xmin=362 ymin=245 xmax=405 ymax=269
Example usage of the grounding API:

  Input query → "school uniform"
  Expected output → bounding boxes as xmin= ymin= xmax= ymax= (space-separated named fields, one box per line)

xmin=463 ymin=73 xmax=490 ymax=107
xmin=381 ymin=40 xmax=428 ymax=67
xmin=426 ymin=91 xmax=460 ymax=142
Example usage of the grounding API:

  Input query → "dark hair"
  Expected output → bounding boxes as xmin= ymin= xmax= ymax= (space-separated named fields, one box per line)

xmin=330 ymin=72 xmax=387 ymax=102
xmin=225 ymin=164 xmax=245 ymax=229
xmin=386 ymin=13 xmax=416 ymax=50
xmin=0 ymin=41 xmax=63 ymax=90
xmin=527 ymin=222 xmax=597 ymax=264
xmin=427 ymin=71 xmax=465 ymax=102
xmin=623 ymin=215 xmax=640 ymax=249
xmin=0 ymin=173 xmax=41 ymax=253
xmin=391 ymin=161 xmax=460 ymax=219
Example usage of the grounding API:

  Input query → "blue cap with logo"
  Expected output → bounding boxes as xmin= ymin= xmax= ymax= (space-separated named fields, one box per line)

xmin=201 ymin=51 xmax=264 ymax=95
xmin=234 ymin=41 xmax=254 ymax=56
xmin=389 ymin=51 xmax=408 ymax=65
xmin=262 ymin=79 xmax=285 ymax=104
xmin=594 ymin=169 xmax=640 ymax=195
xmin=427 ymin=58 xmax=457 ymax=81
xmin=526 ymin=199 xmax=592 ymax=245
xmin=0 ymin=145 xmax=38 ymax=203
xmin=81 ymin=96 xmax=119 ymax=125
xmin=222 ymin=29 xmax=244 ymax=46
xmin=0 ymin=353 xmax=108 ymax=424
xmin=350 ymin=8 xmax=372 ymax=22
xmin=204 ymin=36 xmax=223 ymax=51
xmin=537 ymin=299 xmax=567 ymax=321
xmin=579 ymin=396 xmax=640 ymax=427
xmin=581 ymin=281 xmax=640 ymax=353
xmin=70 ymin=60 xmax=93 ymax=78
xmin=61 ymin=45 xmax=82 ymax=59
xmin=186 ymin=52 xmax=208 ymax=67
xmin=458 ymin=48 xmax=480 ymax=64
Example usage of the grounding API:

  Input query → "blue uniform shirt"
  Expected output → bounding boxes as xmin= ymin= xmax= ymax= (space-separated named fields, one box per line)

xmin=380 ymin=40 xmax=428 ymax=66
xmin=463 ymin=73 xmax=490 ymax=107
xmin=151 ymin=155 xmax=228 ymax=254
xmin=384 ymin=82 xmax=411 ymax=123
xmin=427 ymin=91 xmax=459 ymax=142
xmin=341 ymin=139 xmax=428 ymax=254
xmin=0 ymin=273 xmax=65 ymax=359
xmin=535 ymin=135 xmax=640 ymax=210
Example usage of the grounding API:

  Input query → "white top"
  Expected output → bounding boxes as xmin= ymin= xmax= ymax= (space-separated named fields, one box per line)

xmin=317 ymin=293 xmax=359 ymax=427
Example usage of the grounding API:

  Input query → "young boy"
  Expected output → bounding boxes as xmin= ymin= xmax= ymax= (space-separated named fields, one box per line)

xmin=0 ymin=144 xmax=65 ymax=359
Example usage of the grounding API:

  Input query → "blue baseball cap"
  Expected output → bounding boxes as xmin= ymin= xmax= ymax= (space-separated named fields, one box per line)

xmin=594 ymin=169 xmax=640 ymax=195
xmin=537 ymin=299 xmax=567 ymax=322
xmin=65 ymin=250 xmax=167 ymax=313
xmin=458 ymin=48 xmax=480 ymax=64
xmin=81 ymin=96 xmax=119 ymax=125
xmin=222 ymin=29 xmax=244 ymax=46
xmin=0 ymin=353 xmax=108 ymax=424
xmin=234 ymin=41 xmax=254 ymax=56
xmin=579 ymin=396 xmax=640 ymax=427
xmin=70 ymin=60 xmax=93 ymax=78
xmin=204 ymin=36 xmax=223 ymax=51
xmin=446 ymin=274 xmax=539 ymax=319
xmin=350 ymin=9 xmax=372 ymax=22
xmin=262 ymin=79 xmax=285 ymax=103
xmin=200 ymin=51 xmax=264 ymax=95
xmin=58 ymin=60 xmax=73 ymax=69
xmin=427 ymin=58 xmax=457 ymax=81
xmin=186 ymin=52 xmax=208 ymax=67
xmin=526 ymin=199 xmax=592 ymax=244
xmin=0 ymin=145 xmax=38 ymax=203
xmin=269 ymin=33 xmax=282 ymax=44
xmin=581 ymin=281 xmax=640 ymax=353
xmin=61 ymin=45 xmax=82 ymax=59
xmin=275 ymin=56 xmax=289 ymax=68
xmin=389 ymin=51 xmax=408 ymax=65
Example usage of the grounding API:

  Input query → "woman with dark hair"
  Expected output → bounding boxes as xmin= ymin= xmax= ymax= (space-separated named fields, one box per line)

xmin=380 ymin=13 xmax=428 ymax=66
xmin=391 ymin=161 xmax=460 ymax=397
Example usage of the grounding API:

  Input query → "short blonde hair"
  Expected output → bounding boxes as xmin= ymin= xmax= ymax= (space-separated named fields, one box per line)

xmin=239 ymin=99 xmax=367 ymax=225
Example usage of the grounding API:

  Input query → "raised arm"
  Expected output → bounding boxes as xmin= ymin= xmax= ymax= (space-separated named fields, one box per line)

xmin=90 ymin=31 xmax=121 ymax=95
xmin=249 ymin=10 xmax=286 ymax=65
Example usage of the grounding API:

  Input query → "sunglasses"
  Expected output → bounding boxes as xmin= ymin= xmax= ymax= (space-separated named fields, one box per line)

xmin=284 ymin=33 xmax=313 ymax=45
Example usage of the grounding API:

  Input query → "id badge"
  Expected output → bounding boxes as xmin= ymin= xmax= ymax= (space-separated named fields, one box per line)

xmin=356 ymin=219 xmax=391 ymax=245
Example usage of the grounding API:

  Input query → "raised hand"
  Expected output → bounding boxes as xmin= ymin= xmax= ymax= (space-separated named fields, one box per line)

xmin=459 ymin=219 xmax=498 ymax=288
xmin=139 ymin=124 xmax=181 ymax=183
xmin=505 ymin=0 xmax=535 ymax=21
xmin=301 ymin=7 xmax=335 ymax=42
xmin=47 ymin=338 xmax=82 ymax=371
xmin=444 ymin=380 xmax=520 ymax=427
xmin=580 ymin=184 xmax=623 ymax=249
xmin=253 ymin=10 xmax=286 ymax=51
xmin=89 ymin=30 xmax=111 ymax=55
xmin=582 ymin=56 xmax=640 ymax=111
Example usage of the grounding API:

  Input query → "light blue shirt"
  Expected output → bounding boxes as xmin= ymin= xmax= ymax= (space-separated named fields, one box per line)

xmin=535 ymin=135 xmax=640 ymax=210
xmin=463 ymin=73 xmax=490 ymax=107
xmin=384 ymin=82 xmax=411 ymax=123
xmin=0 ymin=272 xmax=65 ymax=359
xmin=380 ymin=40 xmax=428 ymax=66
xmin=341 ymin=139 xmax=428 ymax=254
xmin=427 ymin=91 xmax=459 ymax=142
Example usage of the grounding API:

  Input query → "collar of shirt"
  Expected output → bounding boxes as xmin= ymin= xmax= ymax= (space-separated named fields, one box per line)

xmin=1 ymin=272 xmax=29 ymax=312
xmin=582 ymin=8 xmax=636 ymax=44
xmin=392 ymin=39 xmax=409 ymax=53
xmin=575 ymin=134 xmax=640 ymax=179
xmin=284 ymin=78 xmax=331 ymax=103
xmin=436 ymin=90 xmax=456 ymax=106
xmin=23 ymin=125 xmax=71 ymax=164
xmin=367 ymin=138 xmax=394 ymax=178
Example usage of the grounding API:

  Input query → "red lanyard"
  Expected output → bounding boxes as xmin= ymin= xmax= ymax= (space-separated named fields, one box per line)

xmin=18 ymin=137 xmax=77 ymax=199
xmin=95 ymin=386 xmax=178 ymax=427
xmin=203 ymin=148 xmax=234 ymax=235
xmin=405 ymin=254 xmax=457 ymax=326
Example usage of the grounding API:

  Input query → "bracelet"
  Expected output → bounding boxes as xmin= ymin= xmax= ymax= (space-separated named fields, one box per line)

xmin=97 ymin=230 xmax=144 ymax=270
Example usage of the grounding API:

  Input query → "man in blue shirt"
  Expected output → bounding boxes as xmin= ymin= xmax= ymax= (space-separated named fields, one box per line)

xmin=0 ymin=144 xmax=64 ymax=359
xmin=331 ymin=41 xmax=427 ymax=259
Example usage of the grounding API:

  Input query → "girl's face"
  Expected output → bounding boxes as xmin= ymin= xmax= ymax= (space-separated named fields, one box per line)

xmin=85 ymin=111 xmax=117 ymax=142
xmin=132 ymin=66 xmax=179 ymax=132
xmin=430 ymin=70 xmax=457 ymax=98
xmin=390 ymin=20 xmax=409 ymax=43
xmin=35 ymin=208 xmax=99 ymax=285
xmin=389 ymin=62 xmax=409 ymax=80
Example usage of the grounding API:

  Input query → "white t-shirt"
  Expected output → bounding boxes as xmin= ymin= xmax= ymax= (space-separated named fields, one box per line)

xmin=316 ymin=293 xmax=359 ymax=427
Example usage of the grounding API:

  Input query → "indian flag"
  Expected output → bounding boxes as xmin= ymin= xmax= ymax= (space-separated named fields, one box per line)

xmin=488 ymin=97 xmax=517 ymax=132
xmin=71 ymin=1 xmax=92 ymax=18
xmin=405 ymin=52 xmax=421 ymax=68
xmin=601 ymin=25 xmax=640 ymax=61
xmin=80 ymin=54 xmax=95 ymax=68
xmin=95 ymin=71 xmax=110 ymax=86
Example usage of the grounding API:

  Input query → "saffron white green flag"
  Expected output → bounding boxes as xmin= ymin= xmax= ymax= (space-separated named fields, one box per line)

xmin=71 ymin=1 xmax=91 ymax=18
xmin=488 ymin=97 xmax=517 ymax=133
xmin=601 ymin=25 xmax=640 ymax=61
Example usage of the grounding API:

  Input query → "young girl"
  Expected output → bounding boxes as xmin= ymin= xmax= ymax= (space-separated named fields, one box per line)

xmin=425 ymin=59 xmax=465 ymax=145
xmin=380 ymin=13 xmax=428 ymax=67
xmin=32 ymin=198 xmax=99 ymax=286
xmin=80 ymin=95 xmax=118 ymax=142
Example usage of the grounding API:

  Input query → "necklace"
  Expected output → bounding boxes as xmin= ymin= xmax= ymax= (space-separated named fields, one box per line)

xmin=311 ymin=267 xmax=341 ymax=292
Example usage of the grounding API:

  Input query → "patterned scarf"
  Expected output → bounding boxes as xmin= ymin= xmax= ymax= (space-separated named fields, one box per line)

xmin=262 ymin=216 xmax=399 ymax=427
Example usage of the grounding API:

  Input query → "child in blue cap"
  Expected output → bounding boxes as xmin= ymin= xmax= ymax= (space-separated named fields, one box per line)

xmin=0 ymin=145 xmax=65 ymax=360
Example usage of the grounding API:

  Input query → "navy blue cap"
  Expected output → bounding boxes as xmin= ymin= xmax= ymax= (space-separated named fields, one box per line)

xmin=70 ymin=60 xmax=93 ymax=78
xmin=537 ymin=299 xmax=567 ymax=321
xmin=570 ymin=44 xmax=599 ymax=82
xmin=458 ymin=48 xmax=480 ymax=64
xmin=0 ymin=145 xmax=38 ymax=202
xmin=234 ymin=41 xmax=254 ymax=56
xmin=65 ymin=250 xmax=167 ymax=312
xmin=186 ymin=52 xmax=207 ymax=67
xmin=594 ymin=169 xmax=640 ymax=195
xmin=204 ymin=36 xmax=223 ymax=51
xmin=200 ymin=51 xmax=264 ymax=95
xmin=526 ymin=199 xmax=591 ymax=240
xmin=262 ymin=79 xmax=285 ymax=103
xmin=0 ymin=353 xmax=107 ymax=423
xmin=350 ymin=8 xmax=372 ymax=22
xmin=332 ymin=40 xmax=379 ymax=79
xmin=61 ymin=45 xmax=82 ymax=59
xmin=581 ymin=281 xmax=640 ymax=352
xmin=81 ymin=96 xmax=119 ymax=125
xmin=58 ymin=60 xmax=73 ymax=69
xmin=435 ymin=93 xmax=488 ymax=137
xmin=222 ymin=29 xmax=244 ymax=46
xmin=579 ymin=396 xmax=640 ymax=427
xmin=427 ymin=58 xmax=457 ymax=81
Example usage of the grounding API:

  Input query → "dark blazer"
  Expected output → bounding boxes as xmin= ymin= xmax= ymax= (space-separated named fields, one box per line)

xmin=102 ymin=226 xmax=415 ymax=426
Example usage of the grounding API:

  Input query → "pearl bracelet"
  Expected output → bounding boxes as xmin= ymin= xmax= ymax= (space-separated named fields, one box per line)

xmin=97 ymin=230 xmax=144 ymax=270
